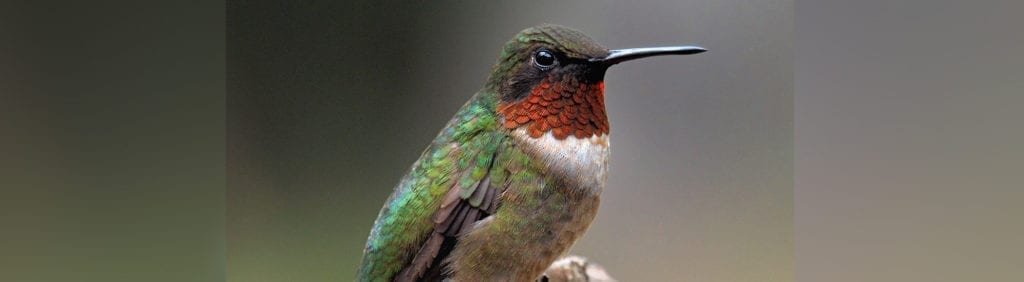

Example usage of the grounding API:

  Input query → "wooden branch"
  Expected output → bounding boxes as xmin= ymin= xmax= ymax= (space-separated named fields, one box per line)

xmin=541 ymin=255 xmax=616 ymax=282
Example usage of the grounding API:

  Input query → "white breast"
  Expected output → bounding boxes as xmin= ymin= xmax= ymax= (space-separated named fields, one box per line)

xmin=510 ymin=128 xmax=610 ymax=194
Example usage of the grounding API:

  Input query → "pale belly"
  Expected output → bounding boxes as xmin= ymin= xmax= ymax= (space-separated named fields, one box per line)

xmin=510 ymin=128 xmax=610 ymax=195
xmin=445 ymin=129 xmax=609 ymax=281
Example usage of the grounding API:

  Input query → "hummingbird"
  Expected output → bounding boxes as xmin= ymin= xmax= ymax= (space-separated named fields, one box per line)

xmin=358 ymin=24 xmax=705 ymax=281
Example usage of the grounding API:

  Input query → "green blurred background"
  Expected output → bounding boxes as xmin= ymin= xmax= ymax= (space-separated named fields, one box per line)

xmin=228 ymin=1 xmax=792 ymax=281
xmin=1 ymin=1 xmax=224 ymax=282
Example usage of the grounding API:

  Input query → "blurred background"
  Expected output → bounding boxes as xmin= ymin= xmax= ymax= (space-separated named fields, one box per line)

xmin=1 ymin=1 xmax=224 ymax=282
xmin=796 ymin=1 xmax=1024 ymax=281
xmin=5 ymin=1 xmax=1018 ymax=282
xmin=228 ymin=1 xmax=792 ymax=281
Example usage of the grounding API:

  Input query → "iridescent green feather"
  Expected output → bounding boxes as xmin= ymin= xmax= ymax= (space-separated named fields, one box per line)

xmin=358 ymin=91 xmax=506 ymax=281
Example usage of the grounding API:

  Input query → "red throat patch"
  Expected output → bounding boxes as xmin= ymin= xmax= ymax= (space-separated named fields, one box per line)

xmin=498 ymin=78 xmax=608 ymax=140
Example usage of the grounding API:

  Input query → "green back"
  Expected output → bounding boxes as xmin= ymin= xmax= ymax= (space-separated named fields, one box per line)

xmin=358 ymin=90 xmax=508 ymax=281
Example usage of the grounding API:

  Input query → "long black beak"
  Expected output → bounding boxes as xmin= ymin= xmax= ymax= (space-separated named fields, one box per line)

xmin=591 ymin=46 xmax=707 ymax=66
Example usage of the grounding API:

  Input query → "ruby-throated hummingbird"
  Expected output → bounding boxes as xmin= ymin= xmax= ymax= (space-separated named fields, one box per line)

xmin=358 ymin=24 xmax=705 ymax=281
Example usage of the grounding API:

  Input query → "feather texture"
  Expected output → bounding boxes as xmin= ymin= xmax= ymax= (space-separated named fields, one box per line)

xmin=359 ymin=91 xmax=510 ymax=281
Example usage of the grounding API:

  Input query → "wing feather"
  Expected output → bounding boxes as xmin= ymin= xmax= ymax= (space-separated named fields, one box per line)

xmin=359 ymin=93 xmax=509 ymax=282
xmin=397 ymin=137 xmax=508 ymax=281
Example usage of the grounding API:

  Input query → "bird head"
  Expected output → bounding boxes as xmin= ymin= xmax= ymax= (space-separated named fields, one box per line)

xmin=486 ymin=24 xmax=705 ymax=140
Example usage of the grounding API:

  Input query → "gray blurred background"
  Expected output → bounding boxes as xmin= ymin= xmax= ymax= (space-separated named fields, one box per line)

xmin=228 ymin=1 xmax=791 ymax=281
xmin=796 ymin=1 xmax=1024 ymax=281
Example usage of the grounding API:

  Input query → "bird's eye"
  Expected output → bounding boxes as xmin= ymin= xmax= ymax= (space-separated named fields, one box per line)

xmin=534 ymin=50 xmax=557 ymax=68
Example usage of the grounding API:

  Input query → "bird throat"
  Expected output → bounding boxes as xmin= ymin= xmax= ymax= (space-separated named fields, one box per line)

xmin=498 ymin=78 xmax=609 ymax=140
